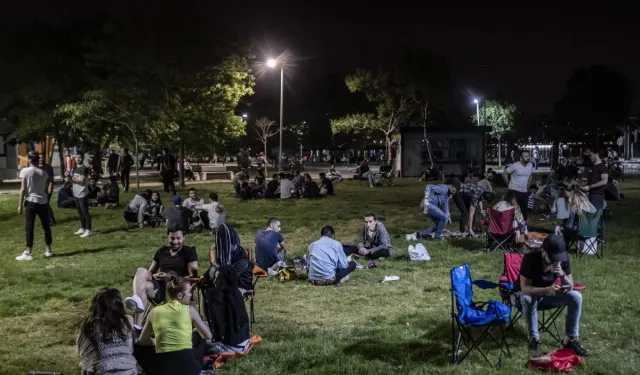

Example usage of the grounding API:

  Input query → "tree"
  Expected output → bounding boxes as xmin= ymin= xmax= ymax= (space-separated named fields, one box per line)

xmin=254 ymin=117 xmax=279 ymax=174
xmin=472 ymin=100 xmax=517 ymax=167
xmin=331 ymin=68 xmax=410 ymax=160
xmin=288 ymin=121 xmax=309 ymax=159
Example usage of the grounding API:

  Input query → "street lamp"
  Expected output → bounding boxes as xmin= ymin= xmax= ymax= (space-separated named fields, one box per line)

xmin=267 ymin=57 xmax=284 ymax=170
xmin=473 ymin=99 xmax=480 ymax=126
xmin=242 ymin=113 xmax=248 ymax=119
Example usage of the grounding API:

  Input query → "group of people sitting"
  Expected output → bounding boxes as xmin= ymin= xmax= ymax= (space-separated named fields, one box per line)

xmin=232 ymin=169 xmax=335 ymax=200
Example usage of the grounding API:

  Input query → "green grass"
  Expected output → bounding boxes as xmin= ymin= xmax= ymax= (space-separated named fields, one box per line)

xmin=1 ymin=178 xmax=639 ymax=374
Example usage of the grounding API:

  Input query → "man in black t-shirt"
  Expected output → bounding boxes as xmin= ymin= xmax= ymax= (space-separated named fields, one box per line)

xmin=124 ymin=228 xmax=198 ymax=325
xmin=518 ymin=234 xmax=587 ymax=358
xmin=581 ymin=149 xmax=608 ymax=210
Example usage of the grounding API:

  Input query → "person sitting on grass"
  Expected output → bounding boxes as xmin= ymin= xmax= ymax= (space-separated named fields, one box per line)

xmin=319 ymin=172 xmax=334 ymax=196
xmin=279 ymin=172 xmax=293 ymax=199
xmin=125 ymin=226 xmax=198 ymax=326
xmin=232 ymin=169 xmax=247 ymax=196
xmin=264 ymin=173 xmax=280 ymax=199
xmin=345 ymin=213 xmax=393 ymax=260
xmin=327 ymin=166 xmax=343 ymax=182
xmin=124 ymin=190 xmax=151 ymax=228
xmin=517 ymin=234 xmax=588 ymax=358
xmin=138 ymin=273 xmax=212 ymax=375
xmin=77 ymin=287 xmax=138 ymax=375
xmin=291 ymin=170 xmax=304 ymax=197
xmin=405 ymin=180 xmax=457 ymax=241
xmin=308 ymin=225 xmax=357 ymax=286
xmin=145 ymin=191 xmax=165 ymax=227
xmin=97 ymin=175 xmax=120 ymax=209
xmin=302 ymin=173 xmax=320 ymax=198
xmin=57 ymin=180 xmax=76 ymax=208
xmin=196 ymin=192 xmax=226 ymax=235
xmin=254 ymin=217 xmax=286 ymax=272
xmin=183 ymin=188 xmax=208 ymax=228
xmin=163 ymin=196 xmax=191 ymax=232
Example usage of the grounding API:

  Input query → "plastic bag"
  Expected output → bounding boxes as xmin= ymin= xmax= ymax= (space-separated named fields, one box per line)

xmin=408 ymin=243 xmax=431 ymax=261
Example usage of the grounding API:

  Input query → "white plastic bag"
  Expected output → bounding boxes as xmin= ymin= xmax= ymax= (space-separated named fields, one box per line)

xmin=408 ymin=243 xmax=431 ymax=261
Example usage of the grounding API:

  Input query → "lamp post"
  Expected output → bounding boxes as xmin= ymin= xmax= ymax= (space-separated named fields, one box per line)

xmin=473 ymin=99 xmax=480 ymax=126
xmin=267 ymin=58 xmax=284 ymax=171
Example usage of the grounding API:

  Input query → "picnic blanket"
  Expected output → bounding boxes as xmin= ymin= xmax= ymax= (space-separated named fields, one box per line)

xmin=203 ymin=335 xmax=263 ymax=369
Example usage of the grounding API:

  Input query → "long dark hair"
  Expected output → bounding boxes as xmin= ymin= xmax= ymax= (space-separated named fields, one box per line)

xmin=80 ymin=288 xmax=132 ymax=341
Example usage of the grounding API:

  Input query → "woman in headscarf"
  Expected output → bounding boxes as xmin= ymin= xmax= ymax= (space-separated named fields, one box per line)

xmin=210 ymin=223 xmax=253 ymax=290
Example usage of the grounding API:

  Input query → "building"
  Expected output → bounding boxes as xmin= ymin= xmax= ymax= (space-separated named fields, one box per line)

xmin=400 ymin=127 xmax=486 ymax=177
xmin=0 ymin=119 xmax=18 ymax=181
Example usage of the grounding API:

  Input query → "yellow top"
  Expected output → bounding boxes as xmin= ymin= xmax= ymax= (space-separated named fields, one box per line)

xmin=152 ymin=299 xmax=192 ymax=353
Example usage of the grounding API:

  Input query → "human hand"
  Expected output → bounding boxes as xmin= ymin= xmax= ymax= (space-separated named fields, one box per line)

xmin=552 ymin=264 xmax=564 ymax=277
xmin=581 ymin=185 xmax=590 ymax=192
xmin=17 ymin=205 xmax=23 ymax=215
xmin=448 ymin=214 xmax=452 ymax=224
xmin=358 ymin=248 xmax=369 ymax=256
xmin=547 ymin=284 xmax=562 ymax=296
xmin=153 ymin=272 xmax=168 ymax=280
xmin=423 ymin=199 xmax=430 ymax=210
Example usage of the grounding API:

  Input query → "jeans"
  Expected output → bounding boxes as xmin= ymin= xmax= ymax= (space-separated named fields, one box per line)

xmin=419 ymin=205 xmax=448 ymax=239
xmin=74 ymin=196 xmax=92 ymax=230
xmin=24 ymin=201 xmax=52 ymax=248
xmin=334 ymin=261 xmax=357 ymax=284
xmin=362 ymin=171 xmax=374 ymax=186
xmin=342 ymin=245 xmax=392 ymax=259
xmin=120 ymin=168 xmax=130 ymax=191
xmin=453 ymin=194 xmax=470 ymax=232
xmin=509 ymin=189 xmax=530 ymax=220
xmin=589 ymin=194 xmax=605 ymax=210
xmin=46 ymin=192 xmax=56 ymax=225
xmin=520 ymin=290 xmax=582 ymax=340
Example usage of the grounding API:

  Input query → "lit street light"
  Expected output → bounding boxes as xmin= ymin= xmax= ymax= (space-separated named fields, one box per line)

xmin=473 ymin=99 xmax=480 ymax=126
xmin=267 ymin=57 xmax=284 ymax=170
xmin=242 ymin=113 xmax=248 ymax=119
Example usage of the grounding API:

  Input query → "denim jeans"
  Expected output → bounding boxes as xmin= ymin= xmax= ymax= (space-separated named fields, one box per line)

xmin=418 ymin=205 xmax=448 ymax=239
xmin=362 ymin=171 xmax=374 ymax=186
xmin=520 ymin=290 xmax=582 ymax=340
xmin=74 ymin=196 xmax=92 ymax=231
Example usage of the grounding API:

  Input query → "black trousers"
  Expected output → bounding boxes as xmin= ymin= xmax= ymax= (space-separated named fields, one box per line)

xmin=509 ymin=189 xmax=530 ymax=221
xmin=343 ymin=244 xmax=392 ymax=260
xmin=334 ymin=261 xmax=357 ymax=283
xmin=162 ymin=169 xmax=176 ymax=195
xmin=46 ymin=192 xmax=56 ymax=225
xmin=120 ymin=168 xmax=130 ymax=191
xmin=24 ymin=201 xmax=52 ymax=248
xmin=453 ymin=193 xmax=469 ymax=232
xmin=74 ymin=196 xmax=92 ymax=230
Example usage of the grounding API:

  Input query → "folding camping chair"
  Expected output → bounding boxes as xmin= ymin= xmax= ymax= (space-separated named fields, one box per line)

xmin=451 ymin=264 xmax=511 ymax=368
xmin=498 ymin=253 xmax=586 ymax=344
xmin=564 ymin=210 xmax=604 ymax=258
xmin=244 ymin=248 xmax=269 ymax=329
xmin=485 ymin=208 xmax=517 ymax=252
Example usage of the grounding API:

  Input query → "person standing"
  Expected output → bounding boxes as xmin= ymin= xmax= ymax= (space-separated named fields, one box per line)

xmin=118 ymin=147 xmax=134 ymax=192
xmin=64 ymin=149 xmax=76 ymax=181
xmin=160 ymin=148 xmax=177 ymax=195
xmin=503 ymin=150 xmax=534 ymax=220
xmin=72 ymin=151 xmax=93 ymax=238
xmin=532 ymin=147 xmax=540 ymax=170
xmin=38 ymin=152 xmax=56 ymax=226
xmin=581 ymin=149 xmax=608 ymax=211
xmin=16 ymin=152 xmax=53 ymax=260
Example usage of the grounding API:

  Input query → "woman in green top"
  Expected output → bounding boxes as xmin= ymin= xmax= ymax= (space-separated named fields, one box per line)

xmin=139 ymin=273 xmax=211 ymax=375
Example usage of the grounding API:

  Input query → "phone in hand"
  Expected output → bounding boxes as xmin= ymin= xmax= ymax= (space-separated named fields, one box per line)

xmin=560 ymin=285 xmax=572 ymax=291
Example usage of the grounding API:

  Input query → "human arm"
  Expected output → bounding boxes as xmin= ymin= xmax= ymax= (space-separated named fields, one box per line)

xmin=520 ymin=275 xmax=561 ymax=296
xmin=17 ymin=177 xmax=26 ymax=214
xmin=503 ymin=165 xmax=514 ymax=186
xmin=357 ymin=228 xmax=366 ymax=250
xmin=138 ymin=310 xmax=155 ymax=346
xmin=468 ymin=205 xmax=476 ymax=234
xmin=72 ymin=167 xmax=88 ymax=184
xmin=336 ymin=244 xmax=350 ymax=270
xmin=190 ymin=306 xmax=212 ymax=340
xmin=138 ymin=201 xmax=148 ymax=225
xmin=369 ymin=224 xmax=393 ymax=254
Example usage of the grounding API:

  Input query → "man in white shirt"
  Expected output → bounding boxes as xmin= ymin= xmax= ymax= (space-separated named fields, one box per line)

xmin=16 ymin=152 xmax=54 ymax=260
xmin=503 ymin=149 xmax=534 ymax=220
xmin=197 ymin=192 xmax=226 ymax=234
xmin=280 ymin=173 xmax=293 ymax=199
xmin=183 ymin=187 xmax=207 ymax=228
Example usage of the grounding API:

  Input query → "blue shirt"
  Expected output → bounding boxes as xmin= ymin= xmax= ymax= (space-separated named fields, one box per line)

xmin=255 ymin=230 xmax=284 ymax=270
xmin=307 ymin=236 xmax=349 ymax=281
xmin=422 ymin=184 xmax=450 ymax=215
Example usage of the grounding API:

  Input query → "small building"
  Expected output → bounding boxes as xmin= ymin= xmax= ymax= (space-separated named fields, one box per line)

xmin=0 ymin=119 xmax=18 ymax=182
xmin=399 ymin=127 xmax=486 ymax=177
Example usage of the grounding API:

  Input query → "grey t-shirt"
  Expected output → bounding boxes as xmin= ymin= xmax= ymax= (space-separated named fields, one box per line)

xmin=19 ymin=166 xmax=49 ymax=204
xmin=72 ymin=165 xmax=92 ymax=198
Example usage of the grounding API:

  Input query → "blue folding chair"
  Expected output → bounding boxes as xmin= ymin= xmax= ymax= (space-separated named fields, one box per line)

xmin=451 ymin=264 xmax=511 ymax=368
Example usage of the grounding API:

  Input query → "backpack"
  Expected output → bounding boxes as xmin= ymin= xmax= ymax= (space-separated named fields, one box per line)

xmin=277 ymin=267 xmax=298 ymax=282
xmin=528 ymin=348 xmax=584 ymax=372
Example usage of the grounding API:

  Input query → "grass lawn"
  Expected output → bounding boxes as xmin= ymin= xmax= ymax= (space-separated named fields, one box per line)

xmin=1 ymin=178 xmax=639 ymax=374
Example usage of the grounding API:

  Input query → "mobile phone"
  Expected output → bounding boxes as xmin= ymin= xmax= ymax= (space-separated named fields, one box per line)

xmin=560 ymin=285 xmax=571 ymax=290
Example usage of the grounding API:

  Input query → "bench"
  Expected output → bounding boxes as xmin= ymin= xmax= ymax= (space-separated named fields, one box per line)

xmin=201 ymin=171 xmax=234 ymax=180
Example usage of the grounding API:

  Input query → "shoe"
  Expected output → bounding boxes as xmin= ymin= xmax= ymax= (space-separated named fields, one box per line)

xmin=80 ymin=230 xmax=92 ymax=238
xmin=44 ymin=248 xmax=53 ymax=258
xmin=564 ymin=338 xmax=589 ymax=357
xmin=74 ymin=228 xmax=85 ymax=235
xmin=405 ymin=233 xmax=418 ymax=241
xmin=530 ymin=338 xmax=541 ymax=358
xmin=125 ymin=296 xmax=145 ymax=314
xmin=16 ymin=251 xmax=33 ymax=261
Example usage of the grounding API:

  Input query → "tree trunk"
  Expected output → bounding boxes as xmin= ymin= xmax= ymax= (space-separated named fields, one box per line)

xmin=133 ymin=135 xmax=140 ymax=189
xmin=57 ymin=142 xmax=65 ymax=179
xmin=422 ymin=104 xmax=434 ymax=169
xmin=179 ymin=138 xmax=185 ymax=188
xmin=263 ymin=141 xmax=268 ymax=176
xmin=497 ymin=135 xmax=502 ymax=167
xmin=48 ymin=137 xmax=57 ymax=165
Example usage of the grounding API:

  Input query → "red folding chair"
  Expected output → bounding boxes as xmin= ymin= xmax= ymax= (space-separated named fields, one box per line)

xmin=485 ymin=208 xmax=516 ymax=252
xmin=498 ymin=253 xmax=585 ymax=344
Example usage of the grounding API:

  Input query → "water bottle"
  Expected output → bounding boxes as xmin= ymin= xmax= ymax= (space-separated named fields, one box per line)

xmin=521 ymin=221 xmax=529 ymax=240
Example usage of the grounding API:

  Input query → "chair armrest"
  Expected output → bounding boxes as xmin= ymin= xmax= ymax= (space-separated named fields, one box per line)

xmin=499 ymin=282 xmax=514 ymax=291
xmin=472 ymin=279 xmax=500 ymax=289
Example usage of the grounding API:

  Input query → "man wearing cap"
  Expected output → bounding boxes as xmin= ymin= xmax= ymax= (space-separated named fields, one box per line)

xmin=71 ymin=151 xmax=93 ymax=238
xmin=162 ymin=195 xmax=191 ymax=232
xmin=518 ymin=234 xmax=588 ymax=358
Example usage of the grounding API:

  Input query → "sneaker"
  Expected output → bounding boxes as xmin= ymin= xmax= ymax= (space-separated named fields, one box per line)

xmin=530 ymin=338 xmax=541 ymax=358
xmin=405 ymin=233 xmax=418 ymax=241
xmin=44 ymin=248 xmax=53 ymax=258
xmin=80 ymin=230 xmax=92 ymax=238
xmin=16 ymin=251 xmax=34 ymax=261
xmin=564 ymin=338 xmax=589 ymax=357
xmin=125 ymin=296 xmax=145 ymax=314
xmin=74 ymin=228 xmax=85 ymax=235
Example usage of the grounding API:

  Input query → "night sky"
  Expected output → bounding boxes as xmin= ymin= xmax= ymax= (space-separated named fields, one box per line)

xmin=3 ymin=1 xmax=639 ymax=123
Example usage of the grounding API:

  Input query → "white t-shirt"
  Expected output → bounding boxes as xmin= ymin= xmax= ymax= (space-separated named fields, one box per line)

xmin=201 ymin=201 xmax=226 ymax=229
xmin=19 ymin=166 xmax=49 ymax=204
xmin=280 ymin=179 xmax=292 ymax=199
xmin=506 ymin=162 xmax=534 ymax=193
xmin=477 ymin=179 xmax=493 ymax=193
xmin=182 ymin=197 xmax=204 ymax=211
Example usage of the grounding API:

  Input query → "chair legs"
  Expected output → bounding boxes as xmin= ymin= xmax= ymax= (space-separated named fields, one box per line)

xmin=452 ymin=320 xmax=510 ymax=368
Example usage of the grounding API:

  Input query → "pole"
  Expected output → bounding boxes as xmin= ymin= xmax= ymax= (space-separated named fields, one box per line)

xmin=300 ymin=143 xmax=303 ymax=162
xmin=475 ymin=102 xmax=480 ymax=127
xmin=278 ymin=67 xmax=284 ymax=171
